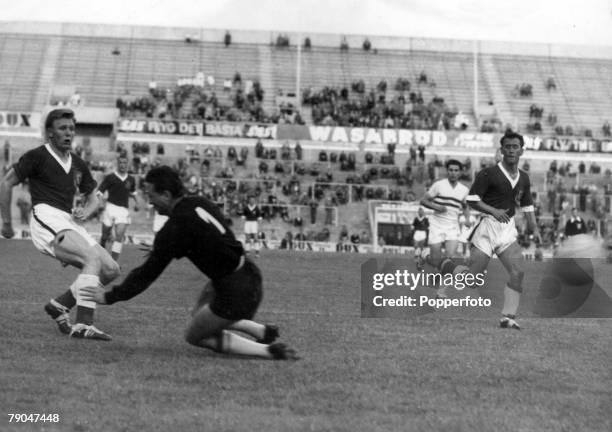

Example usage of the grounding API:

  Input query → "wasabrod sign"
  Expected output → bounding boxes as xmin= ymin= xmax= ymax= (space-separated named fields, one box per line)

xmin=116 ymin=118 xmax=612 ymax=153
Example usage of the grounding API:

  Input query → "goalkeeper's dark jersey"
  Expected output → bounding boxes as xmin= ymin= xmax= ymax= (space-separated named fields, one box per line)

xmin=105 ymin=196 xmax=244 ymax=304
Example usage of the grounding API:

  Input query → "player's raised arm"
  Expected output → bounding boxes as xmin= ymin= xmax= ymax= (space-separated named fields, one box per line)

xmin=0 ymin=167 xmax=20 ymax=238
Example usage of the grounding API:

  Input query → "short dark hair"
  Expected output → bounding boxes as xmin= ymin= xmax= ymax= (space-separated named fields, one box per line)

xmin=500 ymin=131 xmax=524 ymax=148
xmin=145 ymin=166 xmax=185 ymax=197
xmin=446 ymin=159 xmax=463 ymax=170
xmin=45 ymin=108 xmax=76 ymax=130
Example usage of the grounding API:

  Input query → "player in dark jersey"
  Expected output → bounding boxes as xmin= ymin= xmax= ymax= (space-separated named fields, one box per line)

xmin=411 ymin=207 xmax=429 ymax=271
xmin=0 ymin=108 xmax=120 ymax=340
xmin=242 ymin=196 xmax=263 ymax=255
xmin=440 ymin=131 xmax=541 ymax=329
xmin=81 ymin=166 xmax=297 ymax=360
xmin=98 ymin=155 xmax=138 ymax=260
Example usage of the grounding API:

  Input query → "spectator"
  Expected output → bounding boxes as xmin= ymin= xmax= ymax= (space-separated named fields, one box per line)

xmin=417 ymin=144 xmax=426 ymax=163
xmin=340 ymin=36 xmax=349 ymax=51
xmin=3 ymin=140 xmax=10 ymax=163
xmin=545 ymin=76 xmax=556 ymax=91
xmin=294 ymin=215 xmax=304 ymax=229
xmin=338 ymin=225 xmax=349 ymax=243
xmin=362 ymin=38 xmax=371 ymax=51
xmin=603 ymin=120 xmax=611 ymax=137
xmin=324 ymin=193 xmax=336 ymax=225
xmin=280 ymin=231 xmax=293 ymax=250
xmin=224 ymin=30 xmax=231 ymax=47
xmin=294 ymin=142 xmax=303 ymax=160
xmin=418 ymin=70 xmax=428 ymax=84
xmin=308 ymin=198 xmax=318 ymax=224
xmin=303 ymin=37 xmax=311 ymax=50
xmin=565 ymin=208 xmax=587 ymax=237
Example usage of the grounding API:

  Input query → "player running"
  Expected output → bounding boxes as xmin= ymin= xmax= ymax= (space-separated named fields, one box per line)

xmin=440 ymin=131 xmax=541 ymax=329
xmin=98 ymin=154 xmax=138 ymax=260
xmin=420 ymin=159 xmax=469 ymax=298
xmin=81 ymin=166 xmax=297 ymax=360
xmin=0 ymin=108 xmax=120 ymax=340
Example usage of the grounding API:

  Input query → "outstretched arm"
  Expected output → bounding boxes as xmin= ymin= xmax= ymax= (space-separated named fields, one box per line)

xmin=0 ymin=168 xmax=20 ymax=238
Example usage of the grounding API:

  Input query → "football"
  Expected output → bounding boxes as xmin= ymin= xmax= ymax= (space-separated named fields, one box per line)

xmin=551 ymin=234 xmax=604 ymax=286
xmin=555 ymin=234 xmax=606 ymax=260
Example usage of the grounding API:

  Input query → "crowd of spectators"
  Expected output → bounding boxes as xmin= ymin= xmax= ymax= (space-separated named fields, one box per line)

xmin=116 ymin=74 xmax=267 ymax=123
xmin=302 ymin=75 xmax=458 ymax=130
xmin=514 ymin=83 xmax=533 ymax=98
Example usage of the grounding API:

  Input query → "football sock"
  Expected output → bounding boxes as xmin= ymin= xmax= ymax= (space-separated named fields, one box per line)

xmin=46 ymin=299 xmax=70 ymax=318
xmin=501 ymin=285 xmax=521 ymax=316
xmin=71 ymin=274 xmax=100 ymax=325
xmin=111 ymin=241 xmax=123 ymax=261
xmin=54 ymin=289 xmax=77 ymax=310
xmin=100 ymin=229 xmax=111 ymax=248
xmin=202 ymin=330 xmax=271 ymax=358
xmin=228 ymin=320 xmax=265 ymax=339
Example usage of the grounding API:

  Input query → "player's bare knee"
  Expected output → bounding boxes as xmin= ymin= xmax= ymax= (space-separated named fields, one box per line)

xmin=101 ymin=258 xmax=121 ymax=281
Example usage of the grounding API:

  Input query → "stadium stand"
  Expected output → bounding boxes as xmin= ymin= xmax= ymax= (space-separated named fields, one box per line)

xmin=1 ymin=22 xmax=612 ymax=251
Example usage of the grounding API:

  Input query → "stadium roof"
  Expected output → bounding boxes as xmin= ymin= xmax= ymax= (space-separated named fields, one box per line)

xmin=2 ymin=0 xmax=612 ymax=48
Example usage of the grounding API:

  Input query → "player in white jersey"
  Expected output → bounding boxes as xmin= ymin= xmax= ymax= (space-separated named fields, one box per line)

xmin=420 ymin=159 xmax=469 ymax=298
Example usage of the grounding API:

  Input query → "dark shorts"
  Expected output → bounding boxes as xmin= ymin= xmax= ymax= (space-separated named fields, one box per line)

xmin=196 ymin=258 xmax=263 ymax=321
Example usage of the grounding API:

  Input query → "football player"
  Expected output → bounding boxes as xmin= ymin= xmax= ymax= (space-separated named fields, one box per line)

xmin=440 ymin=131 xmax=541 ymax=329
xmin=420 ymin=159 xmax=469 ymax=298
xmin=81 ymin=166 xmax=297 ymax=360
xmin=98 ymin=154 xmax=138 ymax=260
xmin=0 ymin=108 xmax=119 ymax=340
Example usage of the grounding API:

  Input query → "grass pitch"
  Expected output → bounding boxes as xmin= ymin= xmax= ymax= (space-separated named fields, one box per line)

xmin=1 ymin=241 xmax=611 ymax=432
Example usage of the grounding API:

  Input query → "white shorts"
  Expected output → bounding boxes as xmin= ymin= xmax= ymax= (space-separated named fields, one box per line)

xmin=244 ymin=220 xmax=259 ymax=235
xmin=413 ymin=230 xmax=427 ymax=243
xmin=153 ymin=213 xmax=169 ymax=233
xmin=428 ymin=218 xmax=461 ymax=245
xmin=101 ymin=202 xmax=131 ymax=226
xmin=469 ymin=216 xmax=518 ymax=257
xmin=30 ymin=204 xmax=97 ymax=258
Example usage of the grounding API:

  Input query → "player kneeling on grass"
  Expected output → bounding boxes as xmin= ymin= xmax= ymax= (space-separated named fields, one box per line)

xmin=81 ymin=166 xmax=297 ymax=360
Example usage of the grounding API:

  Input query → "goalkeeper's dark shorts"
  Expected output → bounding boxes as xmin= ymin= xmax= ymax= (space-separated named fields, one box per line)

xmin=195 ymin=257 xmax=263 ymax=321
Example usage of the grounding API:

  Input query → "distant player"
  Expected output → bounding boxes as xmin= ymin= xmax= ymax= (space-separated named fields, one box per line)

xmin=255 ymin=230 xmax=266 ymax=257
xmin=0 ymin=108 xmax=120 ymax=340
xmin=411 ymin=207 xmax=429 ymax=271
xmin=98 ymin=155 xmax=137 ymax=260
xmin=242 ymin=196 xmax=262 ymax=254
xmin=440 ymin=131 xmax=541 ymax=329
xmin=458 ymin=206 xmax=475 ymax=260
xmin=420 ymin=159 xmax=469 ymax=298
xmin=81 ymin=166 xmax=297 ymax=360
